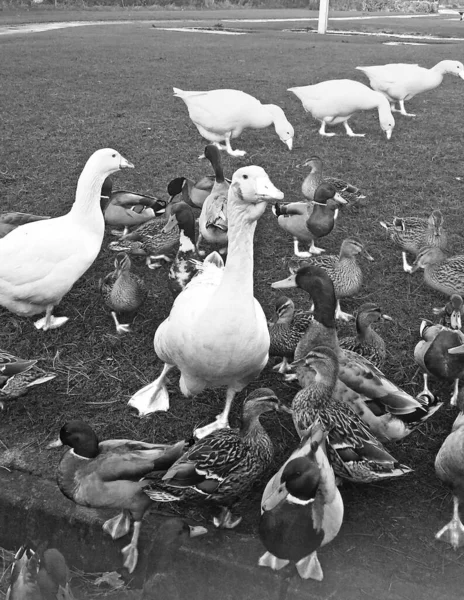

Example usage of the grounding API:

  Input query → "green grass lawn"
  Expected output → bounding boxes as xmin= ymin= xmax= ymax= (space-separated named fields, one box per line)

xmin=1 ymin=14 xmax=464 ymax=599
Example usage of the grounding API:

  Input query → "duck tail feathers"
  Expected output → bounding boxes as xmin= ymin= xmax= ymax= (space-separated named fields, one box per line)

xmin=173 ymin=87 xmax=207 ymax=99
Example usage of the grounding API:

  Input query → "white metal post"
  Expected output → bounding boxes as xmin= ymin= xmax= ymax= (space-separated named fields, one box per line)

xmin=318 ymin=0 xmax=329 ymax=34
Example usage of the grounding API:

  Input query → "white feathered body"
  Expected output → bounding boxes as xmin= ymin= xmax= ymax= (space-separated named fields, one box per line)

xmin=289 ymin=79 xmax=388 ymax=123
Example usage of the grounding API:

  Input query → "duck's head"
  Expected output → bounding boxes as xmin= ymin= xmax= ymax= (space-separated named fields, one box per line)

xmin=410 ymin=246 xmax=446 ymax=273
xmin=272 ymin=265 xmax=336 ymax=328
xmin=85 ymin=149 xmax=134 ymax=178
xmin=314 ymin=182 xmax=347 ymax=206
xmin=301 ymin=156 xmax=323 ymax=172
xmin=281 ymin=456 xmax=321 ymax=503
xmin=59 ymin=420 xmax=99 ymax=459
xmin=429 ymin=209 xmax=444 ymax=236
xmin=243 ymin=388 xmax=292 ymax=419
xmin=113 ymin=252 xmax=132 ymax=276
xmin=37 ymin=549 xmax=75 ymax=599
xmin=290 ymin=346 xmax=339 ymax=385
xmin=167 ymin=176 xmax=187 ymax=201
xmin=273 ymin=296 xmax=296 ymax=324
xmin=340 ymin=238 xmax=374 ymax=261
xmin=356 ymin=303 xmax=392 ymax=329
xmin=441 ymin=60 xmax=464 ymax=79
xmin=230 ymin=166 xmax=283 ymax=220
xmin=162 ymin=201 xmax=195 ymax=238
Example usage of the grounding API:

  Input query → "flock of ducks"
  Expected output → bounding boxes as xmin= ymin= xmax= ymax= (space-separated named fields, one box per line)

xmin=3 ymin=59 xmax=464 ymax=599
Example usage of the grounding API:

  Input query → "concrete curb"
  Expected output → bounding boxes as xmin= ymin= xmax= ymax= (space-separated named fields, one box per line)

xmin=0 ymin=468 xmax=461 ymax=600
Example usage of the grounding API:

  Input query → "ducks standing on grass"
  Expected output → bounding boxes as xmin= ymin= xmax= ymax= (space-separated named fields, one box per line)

xmin=259 ymin=425 xmax=343 ymax=586
xmin=53 ymin=420 xmax=192 ymax=573
xmin=380 ymin=210 xmax=448 ymax=273
xmin=144 ymin=389 xmax=288 ymax=529
xmin=356 ymin=61 xmax=464 ymax=117
xmin=197 ymin=145 xmax=229 ymax=256
xmin=99 ymin=253 xmax=147 ymax=334
xmin=127 ymin=166 xmax=283 ymax=440
xmin=173 ymin=87 xmax=294 ymax=157
xmin=6 ymin=546 xmax=75 ymax=600
xmin=288 ymin=79 xmax=395 ymax=139
xmin=300 ymin=156 xmax=366 ymax=206
xmin=0 ymin=350 xmax=55 ymax=408
xmin=0 ymin=149 xmax=133 ymax=331
xmin=273 ymin=182 xmax=347 ymax=257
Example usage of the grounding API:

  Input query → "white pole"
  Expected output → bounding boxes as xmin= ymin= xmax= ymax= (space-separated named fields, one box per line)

xmin=318 ymin=0 xmax=329 ymax=34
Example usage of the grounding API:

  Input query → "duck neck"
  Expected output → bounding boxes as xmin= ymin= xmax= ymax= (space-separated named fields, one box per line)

xmin=297 ymin=371 xmax=336 ymax=408
xmin=70 ymin=170 xmax=107 ymax=228
xmin=431 ymin=61 xmax=448 ymax=79
xmin=220 ymin=200 xmax=265 ymax=296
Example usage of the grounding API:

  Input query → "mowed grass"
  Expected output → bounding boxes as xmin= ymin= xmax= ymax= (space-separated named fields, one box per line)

xmin=2 ymin=18 xmax=464 ymax=598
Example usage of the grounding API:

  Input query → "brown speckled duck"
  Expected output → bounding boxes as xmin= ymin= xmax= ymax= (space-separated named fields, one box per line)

xmin=338 ymin=303 xmax=392 ymax=369
xmin=273 ymin=182 xmax=347 ymax=257
xmin=301 ymin=156 xmax=366 ymax=205
xmin=410 ymin=247 xmax=464 ymax=296
xmin=143 ymin=389 xmax=288 ymax=529
xmin=99 ymin=253 xmax=147 ymax=334
xmin=380 ymin=210 xmax=448 ymax=273
xmin=0 ymin=350 xmax=56 ymax=409
xmin=435 ymin=390 xmax=464 ymax=549
xmin=276 ymin=238 xmax=374 ymax=321
xmin=259 ymin=425 xmax=343 ymax=586
xmin=269 ymin=296 xmax=313 ymax=374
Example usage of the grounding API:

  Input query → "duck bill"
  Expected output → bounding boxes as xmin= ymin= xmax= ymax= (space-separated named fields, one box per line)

xmin=381 ymin=314 xmax=393 ymax=322
xmin=271 ymin=273 xmax=297 ymax=289
xmin=409 ymin=262 xmax=420 ymax=274
xmin=385 ymin=129 xmax=393 ymax=140
xmin=284 ymin=138 xmax=293 ymax=151
xmin=449 ymin=344 xmax=464 ymax=355
xmin=334 ymin=193 xmax=348 ymax=204
xmin=262 ymin=484 xmax=288 ymax=512
xmin=459 ymin=71 xmax=464 ymax=80
xmin=362 ymin=248 xmax=375 ymax=262
xmin=256 ymin=178 xmax=284 ymax=203
xmin=277 ymin=401 xmax=293 ymax=415
xmin=188 ymin=525 xmax=208 ymax=538
xmin=120 ymin=156 xmax=135 ymax=169
xmin=162 ymin=214 xmax=178 ymax=233
xmin=451 ymin=312 xmax=462 ymax=330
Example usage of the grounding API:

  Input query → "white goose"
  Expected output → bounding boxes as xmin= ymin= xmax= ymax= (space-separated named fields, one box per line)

xmin=288 ymin=79 xmax=395 ymax=139
xmin=128 ymin=165 xmax=284 ymax=439
xmin=0 ymin=149 xmax=133 ymax=330
xmin=173 ymin=88 xmax=294 ymax=157
xmin=357 ymin=61 xmax=464 ymax=117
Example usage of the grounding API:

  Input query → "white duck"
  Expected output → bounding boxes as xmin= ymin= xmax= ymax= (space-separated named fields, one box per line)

xmin=356 ymin=61 xmax=464 ymax=117
xmin=0 ymin=149 xmax=133 ymax=331
xmin=173 ymin=88 xmax=294 ymax=157
xmin=288 ymin=79 xmax=395 ymax=139
xmin=128 ymin=165 xmax=284 ymax=439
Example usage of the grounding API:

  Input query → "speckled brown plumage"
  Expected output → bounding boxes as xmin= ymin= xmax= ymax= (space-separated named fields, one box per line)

xmin=412 ymin=247 xmax=464 ymax=296
xmin=269 ymin=296 xmax=313 ymax=360
xmin=380 ymin=210 xmax=448 ymax=256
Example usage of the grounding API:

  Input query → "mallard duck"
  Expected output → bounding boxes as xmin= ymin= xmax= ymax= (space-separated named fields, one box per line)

xmin=258 ymin=425 xmax=343 ymax=585
xmin=173 ymin=87 xmax=294 ymax=157
xmin=163 ymin=201 xmax=200 ymax=297
xmin=433 ymin=294 xmax=464 ymax=330
xmin=300 ymin=156 xmax=366 ymax=205
xmin=274 ymin=238 xmax=374 ymax=321
xmin=144 ymin=389 xmax=288 ymax=528
xmin=410 ymin=247 xmax=464 ymax=296
xmin=0 ymin=149 xmax=133 ymax=331
xmin=288 ymin=79 xmax=395 ymax=138
xmin=380 ymin=210 xmax=448 ymax=272
xmin=100 ymin=176 xmax=166 ymax=236
xmin=272 ymin=265 xmax=442 ymax=443
xmin=54 ymin=420 xmax=191 ymax=573
xmin=356 ymin=61 xmax=464 ymax=117
xmin=414 ymin=320 xmax=464 ymax=405
xmin=197 ymin=145 xmax=229 ymax=256
xmin=140 ymin=519 xmax=206 ymax=599
xmin=108 ymin=215 xmax=178 ymax=269
xmin=127 ymin=166 xmax=284 ymax=440
xmin=338 ymin=303 xmax=392 ymax=369
xmin=0 ymin=350 xmax=56 ymax=408
xmin=6 ymin=546 xmax=75 ymax=600
xmin=291 ymin=345 xmax=412 ymax=482
xmin=99 ymin=253 xmax=147 ymax=334
xmin=435 ymin=391 xmax=464 ymax=549
xmin=0 ymin=212 xmax=50 ymax=239
xmin=268 ymin=296 xmax=313 ymax=374
xmin=273 ymin=182 xmax=347 ymax=257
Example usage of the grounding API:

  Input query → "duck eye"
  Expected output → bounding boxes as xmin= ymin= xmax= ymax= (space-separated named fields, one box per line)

xmin=243 ymin=175 xmax=248 ymax=180
xmin=112 ymin=153 xmax=116 ymax=158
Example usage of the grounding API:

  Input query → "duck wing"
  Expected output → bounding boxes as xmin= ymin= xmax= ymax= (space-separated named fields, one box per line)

xmin=205 ymin=190 xmax=228 ymax=230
